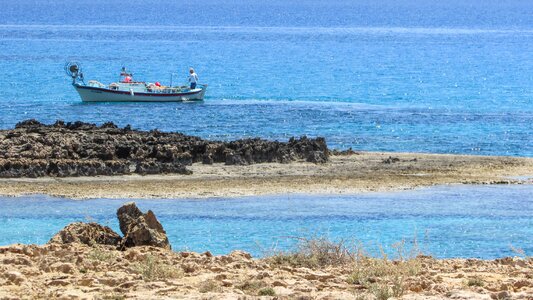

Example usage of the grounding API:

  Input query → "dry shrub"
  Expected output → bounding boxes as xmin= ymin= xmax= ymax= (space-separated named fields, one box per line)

xmin=258 ymin=287 xmax=276 ymax=296
xmin=348 ymin=240 xmax=422 ymax=299
xmin=88 ymin=248 xmax=117 ymax=262
xmin=510 ymin=245 xmax=530 ymax=259
xmin=466 ymin=276 xmax=484 ymax=287
xmin=267 ymin=235 xmax=423 ymax=299
xmin=198 ymin=279 xmax=222 ymax=293
xmin=95 ymin=293 xmax=125 ymax=300
xmin=132 ymin=254 xmax=182 ymax=281
xmin=236 ymin=280 xmax=268 ymax=294
xmin=267 ymin=236 xmax=356 ymax=268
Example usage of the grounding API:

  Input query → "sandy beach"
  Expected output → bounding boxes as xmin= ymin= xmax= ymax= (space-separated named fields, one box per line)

xmin=0 ymin=152 xmax=531 ymax=199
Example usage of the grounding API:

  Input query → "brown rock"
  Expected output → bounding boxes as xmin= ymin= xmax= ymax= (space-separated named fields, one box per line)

xmin=118 ymin=281 xmax=137 ymax=289
xmin=4 ymin=271 xmax=25 ymax=285
xmin=50 ymin=262 xmax=76 ymax=274
xmin=229 ymin=250 xmax=252 ymax=260
xmin=304 ymin=271 xmax=335 ymax=282
xmin=2 ymin=256 xmax=32 ymax=266
xmin=221 ymin=280 xmax=233 ymax=287
xmin=491 ymin=291 xmax=511 ymax=299
xmin=48 ymin=279 xmax=70 ymax=286
xmin=182 ymin=262 xmax=198 ymax=273
xmin=117 ymin=202 xmax=170 ymax=249
xmin=78 ymin=278 xmax=97 ymax=287
xmin=48 ymin=222 xmax=121 ymax=246
xmin=514 ymin=279 xmax=531 ymax=289
xmin=116 ymin=202 xmax=143 ymax=235
xmin=272 ymin=280 xmax=288 ymax=288
xmin=124 ymin=249 xmax=144 ymax=261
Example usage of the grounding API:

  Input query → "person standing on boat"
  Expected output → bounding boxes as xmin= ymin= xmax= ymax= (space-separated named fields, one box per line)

xmin=188 ymin=68 xmax=199 ymax=89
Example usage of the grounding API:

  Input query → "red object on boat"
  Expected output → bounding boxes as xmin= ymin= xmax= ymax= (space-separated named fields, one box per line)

xmin=155 ymin=82 xmax=161 ymax=87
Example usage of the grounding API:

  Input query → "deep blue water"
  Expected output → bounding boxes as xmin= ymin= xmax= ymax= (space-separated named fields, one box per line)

xmin=0 ymin=0 xmax=532 ymax=155
xmin=0 ymin=185 xmax=531 ymax=259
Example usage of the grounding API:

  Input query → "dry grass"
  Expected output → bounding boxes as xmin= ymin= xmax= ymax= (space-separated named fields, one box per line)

xmin=95 ymin=293 xmax=126 ymax=300
xmin=132 ymin=255 xmax=182 ymax=282
xmin=198 ymin=279 xmax=222 ymax=293
xmin=258 ymin=287 xmax=276 ymax=296
xmin=267 ymin=236 xmax=423 ymax=299
xmin=510 ymin=246 xmax=531 ymax=260
xmin=88 ymin=248 xmax=117 ymax=262
xmin=349 ymin=240 xmax=421 ymax=299
xmin=267 ymin=236 xmax=356 ymax=268
xmin=466 ymin=277 xmax=485 ymax=287
xmin=236 ymin=280 xmax=268 ymax=294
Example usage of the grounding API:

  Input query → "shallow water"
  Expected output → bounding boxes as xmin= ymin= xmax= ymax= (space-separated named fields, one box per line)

xmin=0 ymin=185 xmax=531 ymax=259
xmin=0 ymin=0 xmax=532 ymax=156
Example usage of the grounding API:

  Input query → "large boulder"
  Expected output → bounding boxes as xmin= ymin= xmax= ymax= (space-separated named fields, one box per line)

xmin=48 ymin=222 xmax=122 ymax=246
xmin=117 ymin=202 xmax=170 ymax=249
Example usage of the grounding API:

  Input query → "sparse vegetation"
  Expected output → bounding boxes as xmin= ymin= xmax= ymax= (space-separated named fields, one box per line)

xmin=268 ymin=235 xmax=422 ymax=299
xmin=467 ymin=277 xmax=485 ymax=287
xmin=347 ymin=255 xmax=420 ymax=299
xmin=258 ymin=287 xmax=276 ymax=296
xmin=510 ymin=245 xmax=530 ymax=260
xmin=368 ymin=282 xmax=393 ymax=300
xmin=88 ymin=248 xmax=117 ymax=262
xmin=97 ymin=294 xmax=126 ymax=300
xmin=236 ymin=280 xmax=268 ymax=293
xmin=349 ymin=241 xmax=421 ymax=299
xmin=198 ymin=279 xmax=222 ymax=293
xmin=132 ymin=255 xmax=182 ymax=281
xmin=267 ymin=236 xmax=356 ymax=268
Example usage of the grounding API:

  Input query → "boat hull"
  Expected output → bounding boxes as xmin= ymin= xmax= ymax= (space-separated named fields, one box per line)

xmin=73 ymin=84 xmax=206 ymax=102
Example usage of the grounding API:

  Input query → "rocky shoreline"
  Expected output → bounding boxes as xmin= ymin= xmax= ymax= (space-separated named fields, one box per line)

xmin=1 ymin=203 xmax=531 ymax=299
xmin=0 ymin=120 xmax=328 ymax=178
xmin=1 ymin=151 xmax=531 ymax=199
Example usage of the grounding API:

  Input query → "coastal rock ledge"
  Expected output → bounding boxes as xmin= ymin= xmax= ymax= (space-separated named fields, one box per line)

xmin=0 ymin=119 xmax=329 ymax=178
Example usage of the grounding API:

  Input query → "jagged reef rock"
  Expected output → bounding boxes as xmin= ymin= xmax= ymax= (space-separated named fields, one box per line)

xmin=48 ymin=222 xmax=122 ymax=246
xmin=117 ymin=202 xmax=170 ymax=249
xmin=48 ymin=203 xmax=170 ymax=250
xmin=0 ymin=119 xmax=329 ymax=177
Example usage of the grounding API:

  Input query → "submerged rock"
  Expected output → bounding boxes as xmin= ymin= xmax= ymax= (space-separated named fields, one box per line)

xmin=117 ymin=202 xmax=170 ymax=249
xmin=0 ymin=119 xmax=330 ymax=177
xmin=48 ymin=222 xmax=122 ymax=246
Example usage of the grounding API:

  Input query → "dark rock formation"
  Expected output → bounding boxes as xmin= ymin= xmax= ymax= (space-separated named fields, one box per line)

xmin=117 ymin=202 xmax=170 ymax=249
xmin=48 ymin=203 xmax=170 ymax=250
xmin=0 ymin=119 xmax=329 ymax=177
xmin=48 ymin=222 xmax=122 ymax=246
xmin=382 ymin=156 xmax=401 ymax=164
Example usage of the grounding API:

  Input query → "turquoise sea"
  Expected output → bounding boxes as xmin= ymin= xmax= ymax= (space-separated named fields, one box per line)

xmin=0 ymin=0 xmax=531 ymax=155
xmin=0 ymin=0 xmax=532 ymax=258
xmin=0 ymin=185 xmax=531 ymax=259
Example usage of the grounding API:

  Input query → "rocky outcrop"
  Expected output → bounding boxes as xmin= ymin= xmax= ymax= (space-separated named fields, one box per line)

xmin=48 ymin=222 xmax=122 ymax=246
xmin=48 ymin=202 xmax=169 ymax=250
xmin=0 ymin=119 xmax=329 ymax=177
xmin=117 ymin=202 xmax=170 ymax=249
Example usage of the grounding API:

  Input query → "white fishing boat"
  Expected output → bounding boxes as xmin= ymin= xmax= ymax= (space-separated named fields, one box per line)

xmin=65 ymin=62 xmax=207 ymax=102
